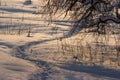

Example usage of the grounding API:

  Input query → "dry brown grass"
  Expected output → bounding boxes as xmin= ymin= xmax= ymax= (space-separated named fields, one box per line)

xmin=57 ymin=33 xmax=120 ymax=70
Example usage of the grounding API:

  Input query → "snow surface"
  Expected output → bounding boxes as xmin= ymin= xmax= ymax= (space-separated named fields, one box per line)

xmin=0 ymin=0 xmax=120 ymax=80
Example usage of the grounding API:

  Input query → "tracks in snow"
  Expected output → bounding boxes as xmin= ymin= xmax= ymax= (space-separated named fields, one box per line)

xmin=12 ymin=38 xmax=58 ymax=80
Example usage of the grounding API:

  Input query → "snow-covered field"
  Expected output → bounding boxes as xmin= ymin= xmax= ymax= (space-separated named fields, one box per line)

xmin=0 ymin=0 xmax=120 ymax=80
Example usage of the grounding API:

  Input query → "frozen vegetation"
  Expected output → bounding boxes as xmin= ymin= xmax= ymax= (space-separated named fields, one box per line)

xmin=0 ymin=0 xmax=120 ymax=80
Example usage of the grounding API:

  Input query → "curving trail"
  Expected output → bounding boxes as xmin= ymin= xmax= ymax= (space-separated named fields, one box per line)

xmin=11 ymin=38 xmax=58 ymax=80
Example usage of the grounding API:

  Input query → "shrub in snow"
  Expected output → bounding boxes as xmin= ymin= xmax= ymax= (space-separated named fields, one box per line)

xmin=24 ymin=0 xmax=32 ymax=5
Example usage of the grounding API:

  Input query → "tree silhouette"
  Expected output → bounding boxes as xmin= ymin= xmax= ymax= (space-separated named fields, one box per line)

xmin=45 ymin=0 xmax=120 ymax=36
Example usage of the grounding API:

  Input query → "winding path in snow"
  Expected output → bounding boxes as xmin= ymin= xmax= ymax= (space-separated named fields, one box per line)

xmin=1 ymin=37 xmax=120 ymax=80
xmin=0 ymin=37 xmax=59 ymax=80
xmin=12 ymin=38 xmax=58 ymax=80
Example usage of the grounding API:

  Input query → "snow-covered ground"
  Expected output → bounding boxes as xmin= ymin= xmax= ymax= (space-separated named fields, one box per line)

xmin=0 ymin=0 xmax=120 ymax=80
